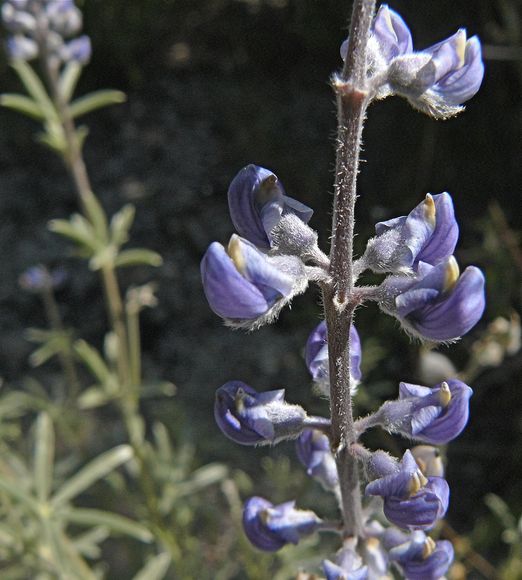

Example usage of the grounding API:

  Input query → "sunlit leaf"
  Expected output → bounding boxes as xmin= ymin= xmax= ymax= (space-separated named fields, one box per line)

xmin=64 ymin=508 xmax=153 ymax=543
xmin=73 ymin=340 xmax=111 ymax=385
xmin=0 ymin=477 xmax=39 ymax=514
xmin=110 ymin=204 xmax=135 ymax=248
xmin=0 ymin=93 xmax=45 ymax=120
xmin=132 ymin=553 xmax=171 ymax=580
xmin=69 ymin=90 xmax=126 ymax=118
xmin=59 ymin=61 xmax=83 ymax=103
xmin=33 ymin=413 xmax=55 ymax=503
xmin=115 ymin=249 xmax=163 ymax=269
xmin=10 ymin=60 xmax=57 ymax=120
xmin=48 ymin=215 xmax=98 ymax=253
xmin=51 ymin=445 xmax=133 ymax=507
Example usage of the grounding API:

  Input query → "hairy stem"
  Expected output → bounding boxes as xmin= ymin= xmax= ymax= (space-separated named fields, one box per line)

xmin=323 ymin=0 xmax=375 ymax=539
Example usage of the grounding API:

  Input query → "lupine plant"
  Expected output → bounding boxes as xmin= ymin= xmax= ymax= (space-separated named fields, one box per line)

xmin=0 ymin=1 xmax=231 ymax=577
xmin=202 ymin=2 xmax=486 ymax=578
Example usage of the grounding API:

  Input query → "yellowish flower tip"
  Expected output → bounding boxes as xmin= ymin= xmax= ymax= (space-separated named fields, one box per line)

xmin=366 ymin=537 xmax=380 ymax=550
xmin=228 ymin=234 xmax=246 ymax=274
xmin=260 ymin=508 xmax=272 ymax=525
xmin=423 ymin=194 xmax=436 ymax=227
xmin=455 ymin=29 xmax=467 ymax=69
xmin=439 ymin=381 xmax=452 ymax=407
xmin=422 ymin=536 xmax=437 ymax=559
xmin=408 ymin=470 xmax=428 ymax=496
xmin=256 ymin=174 xmax=278 ymax=204
xmin=443 ymin=256 xmax=460 ymax=292
xmin=234 ymin=387 xmax=246 ymax=413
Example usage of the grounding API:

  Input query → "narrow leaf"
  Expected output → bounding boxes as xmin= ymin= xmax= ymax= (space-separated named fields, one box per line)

xmin=74 ymin=340 xmax=111 ymax=385
xmin=11 ymin=60 xmax=57 ymax=120
xmin=81 ymin=191 xmax=109 ymax=242
xmin=51 ymin=445 xmax=133 ymax=507
xmin=0 ymin=93 xmax=45 ymax=120
xmin=33 ymin=413 xmax=55 ymax=503
xmin=132 ymin=553 xmax=171 ymax=580
xmin=65 ymin=508 xmax=153 ymax=542
xmin=115 ymin=249 xmax=163 ymax=269
xmin=59 ymin=61 xmax=82 ymax=103
xmin=69 ymin=90 xmax=126 ymax=118
xmin=77 ymin=387 xmax=114 ymax=410
xmin=0 ymin=477 xmax=39 ymax=514
xmin=110 ymin=204 xmax=135 ymax=248
xmin=48 ymin=217 xmax=98 ymax=253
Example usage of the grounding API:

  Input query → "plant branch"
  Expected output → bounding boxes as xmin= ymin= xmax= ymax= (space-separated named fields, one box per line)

xmin=323 ymin=0 xmax=375 ymax=539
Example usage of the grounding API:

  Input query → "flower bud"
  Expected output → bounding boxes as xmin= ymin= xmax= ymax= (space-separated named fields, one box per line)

xmin=243 ymin=496 xmax=322 ymax=552
xmin=365 ymin=450 xmax=449 ymax=530
xmin=384 ymin=530 xmax=454 ymax=580
xmin=362 ymin=193 xmax=458 ymax=274
xmin=342 ymin=5 xmax=484 ymax=118
xmin=323 ymin=546 xmax=368 ymax=580
xmin=378 ymin=380 xmax=473 ymax=444
xmin=215 ymin=381 xmax=309 ymax=446
xmin=227 ymin=164 xmax=313 ymax=249
xmin=201 ymin=235 xmax=308 ymax=329
xmin=296 ymin=429 xmax=338 ymax=491
xmin=305 ymin=321 xmax=362 ymax=389
xmin=379 ymin=257 xmax=485 ymax=341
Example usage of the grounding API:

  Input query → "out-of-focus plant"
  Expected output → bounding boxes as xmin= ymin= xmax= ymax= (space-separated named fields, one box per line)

xmin=0 ymin=1 xmax=230 ymax=576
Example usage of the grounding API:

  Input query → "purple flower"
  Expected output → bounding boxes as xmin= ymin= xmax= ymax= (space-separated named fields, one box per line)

xmin=243 ymin=496 xmax=322 ymax=552
xmin=19 ymin=265 xmax=66 ymax=292
xmin=227 ymin=164 xmax=313 ymax=249
xmin=61 ymin=35 xmax=91 ymax=64
xmin=379 ymin=257 xmax=486 ymax=341
xmin=378 ymin=379 xmax=473 ymax=444
xmin=296 ymin=429 xmax=338 ymax=491
xmin=201 ymin=235 xmax=308 ymax=328
xmin=323 ymin=546 xmax=369 ymax=580
xmin=341 ymin=5 xmax=412 ymax=69
xmin=365 ymin=450 xmax=449 ymax=530
xmin=305 ymin=320 xmax=362 ymax=385
xmin=215 ymin=381 xmax=309 ymax=446
xmin=384 ymin=530 xmax=454 ymax=580
xmin=363 ymin=193 xmax=458 ymax=274
xmin=2 ymin=0 xmax=91 ymax=66
xmin=341 ymin=5 xmax=484 ymax=118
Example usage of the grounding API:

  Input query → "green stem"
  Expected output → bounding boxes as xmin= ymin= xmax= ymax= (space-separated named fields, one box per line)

xmin=41 ymin=284 xmax=81 ymax=398
xmin=37 ymin=51 xmax=181 ymax=561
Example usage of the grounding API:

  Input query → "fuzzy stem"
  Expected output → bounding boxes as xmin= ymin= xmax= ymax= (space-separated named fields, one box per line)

xmin=323 ymin=0 xmax=376 ymax=539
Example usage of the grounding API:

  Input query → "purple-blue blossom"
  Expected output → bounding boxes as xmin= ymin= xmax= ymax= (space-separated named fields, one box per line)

xmin=2 ymin=0 xmax=91 ymax=65
xmin=341 ymin=4 xmax=484 ymax=118
xmin=215 ymin=381 xmax=326 ymax=446
xmin=362 ymin=193 xmax=458 ymax=274
xmin=377 ymin=380 xmax=473 ymax=444
xmin=365 ymin=450 xmax=449 ymax=530
xmin=384 ymin=529 xmax=454 ymax=580
xmin=305 ymin=320 xmax=362 ymax=385
xmin=296 ymin=429 xmax=338 ymax=491
xmin=323 ymin=546 xmax=369 ymax=580
xmin=201 ymin=235 xmax=308 ymax=328
xmin=378 ymin=257 xmax=486 ymax=341
xmin=227 ymin=164 xmax=313 ymax=249
xmin=243 ymin=496 xmax=322 ymax=552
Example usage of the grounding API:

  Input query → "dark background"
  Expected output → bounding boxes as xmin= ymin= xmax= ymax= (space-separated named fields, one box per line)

xmin=0 ymin=0 xmax=521 ymax=574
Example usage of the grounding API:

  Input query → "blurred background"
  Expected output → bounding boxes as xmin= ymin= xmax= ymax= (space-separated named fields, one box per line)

xmin=0 ymin=0 xmax=521 ymax=577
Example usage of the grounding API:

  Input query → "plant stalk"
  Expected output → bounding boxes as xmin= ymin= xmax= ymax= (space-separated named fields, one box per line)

xmin=323 ymin=0 xmax=375 ymax=539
